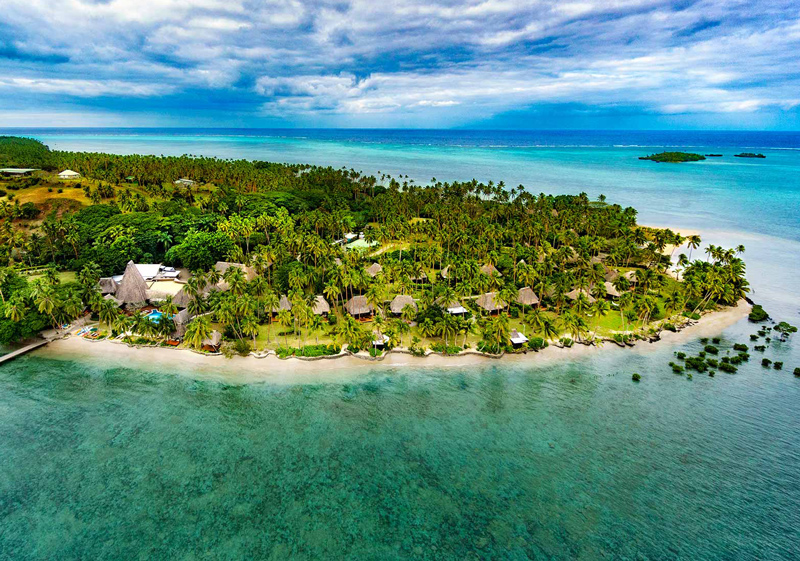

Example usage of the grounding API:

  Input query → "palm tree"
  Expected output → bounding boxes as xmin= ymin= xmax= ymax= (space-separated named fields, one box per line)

xmin=686 ymin=235 xmax=701 ymax=261
xmin=98 ymin=298 xmax=118 ymax=330
xmin=589 ymin=299 xmax=610 ymax=343
xmin=277 ymin=309 xmax=292 ymax=347
xmin=111 ymin=312 xmax=131 ymax=337
xmin=185 ymin=316 xmax=211 ymax=349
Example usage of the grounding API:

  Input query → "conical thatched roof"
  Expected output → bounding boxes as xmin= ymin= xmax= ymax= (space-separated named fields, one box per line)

xmin=172 ymin=309 xmax=191 ymax=337
xmin=173 ymin=286 xmax=192 ymax=308
xmin=516 ymin=287 xmax=540 ymax=306
xmin=390 ymin=294 xmax=417 ymax=315
xmin=116 ymin=261 xmax=149 ymax=304
xmin=103 ymin=293 xmax=121 ymax=307
xmin=98 ymin=277 xmax=117 ymax=295
xmin=312 ymin=295 xmax=331 ymax=315
xmin=271 ymin=295 xmax=292 ymax=313
xmin=345 ymin=295 xmax=373 ymax=317
xmin=440 ymin=265 xmax=450 ymax=279
xmin=480 ymin=263 xmax=501 ymax=277
xmin=365 ymin=263 xmax=383 ymax=277
xmin=476 ymin=292 xmax=504 ymax=312
xmin=603 ymin=281 xmax=621 ymax=298
xmin=604 ymin=269 xmax=620 ymax=282
xmin=623 ymin=270 xmax=638 ymax=283
xmin=566 ymin=288 xmax=596 ymax=303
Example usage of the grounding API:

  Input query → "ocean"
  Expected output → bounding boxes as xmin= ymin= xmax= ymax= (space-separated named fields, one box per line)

xmin=1 ymin=129 xmax=799 ymax=559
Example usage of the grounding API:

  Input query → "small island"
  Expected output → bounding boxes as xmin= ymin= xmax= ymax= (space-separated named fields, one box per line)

xmin=734 ymin=153 xmax=766 ymax=158
xmin=639 ymin=152 xmax=706 ymax=163
xmin=705 ymin=154 xmax=723 ymax=157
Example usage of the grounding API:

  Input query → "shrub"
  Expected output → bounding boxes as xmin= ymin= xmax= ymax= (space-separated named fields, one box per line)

xmin=794 ymin=367 xmax=800 ymax=377
xmin=676 ymin=352 xmax=686 ymax=360
xmin=773 ymin=362 xmax=783 ymax=370
xmin=663 ymin=322 xmax=676 ymax=332
xmin=737 ymin=352 xmax=750 ymax=362
xmin=685 ymin=356 xmax=707 ymax=372
xmin=719 ymin=362 xmax=737 ymax=373
xmin=632 ymin=373 xmax=641 ymax=382
xmin=559 ymin=337 xmax=574 ymax=348
xmin=369 ymin=347 xmax=382 ymax=357
xmin=750 ymin=334 xmax=758 ymax=341
xmin=704 ymin=345 xmax=719 ymax=355
xmin=712 ymin=337 xmax=721 ymax=344
xmin=0 ymin=189 xmax=6 ymax=197
xmin=528 ymin=337 xmax=547 ymax=351
xmin=700 ymin=338 xmax=709 ymax=344
xmin=707 ymin=359 xmax=719 ymax=368
xmin=708 ymin=371 xmax=715 ymax=377
xmin=671 ymin=364 xmax=684 ymax=374
xmin=733 ymin=343 xmax=748 ymax=352
xmin=233 ymin=339 xmax=251 ymax=356
xmin=748 ymin=305 xmax=769 ymax=322
xmin=754 ymin=345 xmax=766 ymax=352
xmin=761 ymin=358 xmax=772 ymax=367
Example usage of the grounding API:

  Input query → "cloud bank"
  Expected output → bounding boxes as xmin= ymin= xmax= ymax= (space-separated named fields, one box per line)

xmin=1 ymin=0 xmax=799 ymax=127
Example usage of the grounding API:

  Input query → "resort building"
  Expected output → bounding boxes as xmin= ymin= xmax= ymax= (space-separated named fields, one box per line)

xmin=477 ymin=292 xmax=504 ymax=314
xmin=111 ymin=263 xmax=180 ymax=283
xmin=480 ymin=264 xmax=502 ymax=277
xmin=202 ymin=330 xmax=222 ymax=351
xmin=98 ymin=277 xmax=118 ymax=295
xmin=312 ymin=295 xmax=331 ymax=316
xmin=365 ymin=263 xmax=383 ymax=278
xmin=390 ymin=294 xmax=417 ymax=316
xmin=172 ymin=309 xmax=191 ymax=338
xmin=510 ymin=329 xmax=529 ymax=348
xmin=0 ymin=168 xmax=38 ymax=176
xmin=441 ymin=299 xmax=468 ymax=315
xmin=57 ymin=169 xmax=81 ymax=179
xmin=271 ymin=295 xmax=292 ymax=315
xmin=114 ymin=261 xmax=149 ymax=306
xmin=565 ymin=288 xmax=596 ymax=304
xmin=603 ymin=281 xmax=621 ymax=299
xmin=345 ymin=295 xmax=373 ymax=319
xmin=372 ymin=332 xmax=390 ymax=348
xmin=214 ymin=261 xmax=257 ymax=290
xmin=174 ymin=178 xmax=196 ymax=186
xmin=516 ymin=287 xmax=540 ymax=308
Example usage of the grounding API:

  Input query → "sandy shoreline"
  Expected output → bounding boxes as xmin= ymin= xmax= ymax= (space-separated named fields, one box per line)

xmin=33 ymin=300 xmax=751 ymax=385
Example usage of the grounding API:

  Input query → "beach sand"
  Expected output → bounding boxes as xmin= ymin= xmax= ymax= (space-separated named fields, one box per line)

xmin=35 ymin=300 xmax=751 ymax=385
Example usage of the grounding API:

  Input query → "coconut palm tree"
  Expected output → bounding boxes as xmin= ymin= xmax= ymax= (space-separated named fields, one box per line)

xmin=185 ymin=316 xmax=211 ymax=349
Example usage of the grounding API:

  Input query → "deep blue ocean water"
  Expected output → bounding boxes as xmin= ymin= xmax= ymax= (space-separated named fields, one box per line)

xmin=1 ymin=129 xmax=799 ymax=559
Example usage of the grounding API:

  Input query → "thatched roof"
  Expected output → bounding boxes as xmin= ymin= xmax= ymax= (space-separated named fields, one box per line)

xmin=440 ymin=265 xmax=450 ymax=279
xmin=313 ymin=295 xmax=331 ymax=315
xmin=623 ymin=270 xmax=638 ymax=283
xmin=476 ymin=292 xmax=504 ymax=312
xmin=103 ymin=293 xmax=121 ymax=307
xmin=172 ymin=309 xmax=191 ymax=337
xmin=516 ymin=287 xmax=540 ymax=306
xmin=272 ymin=295 xmax=292 ymax=313
xmin=603 ymin=281 xmax=621 ymax=298
xmin=590 ymin=253 xmax=609 ymax=265
xmin=173 ymin=287 xmax=192 ymax=308
xmin=365 ymin=263 xmax=383 ymax=277
xmin=566 ymin=288 xmax=596 ymax=304
xmin=202 ymin=330 xmax=222 ymax=348
xmin=115 ymin=260 xmax=149 ymax=304
xmin=604 ymin=269 xmax=620 ymax=283
xmin=98 ymin=277 xmax=117 ymax=295
xmin=345 ymin=295 xmax=373 ymax=317
xmin=390 ymin=294 xmax=417 ymax=315
xmin=411 ymin=271 xmax=428 ymax=282
xmin=214 ymin=261 xmax=257 ymax=291
xmin=480 ymin=263 xmax=501 ymax=277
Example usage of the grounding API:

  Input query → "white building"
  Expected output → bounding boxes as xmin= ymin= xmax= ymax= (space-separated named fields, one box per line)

xmin=58 ymin=169 xmax=81 ymax=179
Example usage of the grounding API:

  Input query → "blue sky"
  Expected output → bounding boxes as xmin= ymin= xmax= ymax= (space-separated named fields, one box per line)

xmin=1 ymin=0 xmax=800 ymax=129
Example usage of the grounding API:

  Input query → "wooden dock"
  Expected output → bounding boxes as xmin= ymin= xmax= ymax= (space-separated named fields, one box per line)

xmin=0 ymin=339 xmax=50 ymax=365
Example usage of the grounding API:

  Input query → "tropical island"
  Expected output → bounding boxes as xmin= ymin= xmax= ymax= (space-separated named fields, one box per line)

xmin=638 ymin=152 xmax=706 ymax=163
xmin=0 ymin=136 xmax=749 ymax=362
xmin=734 ymin=153 xmax=766 ymax=158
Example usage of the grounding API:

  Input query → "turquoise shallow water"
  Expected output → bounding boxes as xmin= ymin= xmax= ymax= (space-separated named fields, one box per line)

xmin=1 ymin=129 xmax=800 ymax=558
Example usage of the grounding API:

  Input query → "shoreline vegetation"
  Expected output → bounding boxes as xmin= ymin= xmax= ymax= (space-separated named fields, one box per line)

xmin=638 ymin=152 xmax=706 ymax=163
xmin=0 ymin=136 xmax=752 ymax=371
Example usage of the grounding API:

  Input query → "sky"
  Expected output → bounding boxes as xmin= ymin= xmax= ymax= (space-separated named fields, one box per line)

xmin=1 ymin=0 xmax=800 ymax=129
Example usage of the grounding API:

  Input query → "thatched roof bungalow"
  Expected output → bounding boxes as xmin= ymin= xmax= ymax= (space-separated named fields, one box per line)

xmin=271 ymin=295 xmax=292 ymax=314
xmin=98 ymin=277 xmax=117 ymax=295
xmin=603 ymin=281 xmax=621 ymax=299
xmin=480 ymin=264 xmax=501 ymax=277
xmin=103 ymin=293 xmax=121 ymax=307
xmin=312 ymin=295 xmax=331 ymax=316
xmin=390 ymin=294 xmax=417 ymax=315
xmin=115 ymin=260 xmax=149 ymax=305
xmin=214 ymin=261 xmax=257 ymax=291
xmin=202 ymin=330 xmax=222 ymax=350
xmin=516 ymin=287 xmax=540 ymax=307
xmin=477 ymin=292 xmax=504 ymax=313
xmin=365 ymin=263 xmax=383 ymax=278
xmin=565 ymin=288 xmax=596 ymax=304
xmin=345 ymin=295 xmax=373 ymax=318
xmin=172 ymin=309 xmax=191 ymax=338
xmin=623 ymin=271 xmax=638 ymax=284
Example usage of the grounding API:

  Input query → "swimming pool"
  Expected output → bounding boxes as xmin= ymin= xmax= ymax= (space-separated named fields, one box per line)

xmin=145 ymin=310 xmax=163 ymax=322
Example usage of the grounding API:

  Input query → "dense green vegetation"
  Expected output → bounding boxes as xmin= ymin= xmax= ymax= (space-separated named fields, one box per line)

xmin=734 ymin=153 xmax=766 ymax=158
xmin=0 ymin=137 xmax=751 ymax=357
xmin=639 ymin=152 xmax=706 ymax=163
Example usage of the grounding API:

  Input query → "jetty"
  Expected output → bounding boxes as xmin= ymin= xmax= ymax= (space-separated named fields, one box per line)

xmin=0 ymin=339 xmax=50 ymax=365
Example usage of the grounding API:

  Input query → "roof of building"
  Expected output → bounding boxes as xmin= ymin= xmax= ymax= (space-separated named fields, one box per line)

xmin=510 ymin=329 xmax=529 ymax=345
xmin=345 ymin=295 xmax=373 ymax=316
xmin=603 ymin=281 xmax=621 ymax=298
xmin=565 ymin=288 xmax=596 ymax=303
xmin=103 ymin=293 xmax=121 ymax=306
xmin=365 ymin=262 xmax=383 ymax=277
xmin=115 ymin=260 xmax=149 ymax=304
xmin=390 ymin=294 xmax=417 ymax=315
xmin=476 ymin=292 xmax=504 ymax=312
xmin=271 ymin=295 xmax=292 ymax=313
xmin=480 ymin=263 xmax=502 ymax=277
xmin=0 ymin=168 xmax=39 ymax=174
xmin=312 ymin=295 xmax=330 ymax=315
xmin=623 ymin=270 xmax=639 ymax=282
xmin=516 ymin=287 xmax=540 ymax=306
xmin=58 ymin=169 xmax=80 ymax=177
xmin=98 ymin=277 xmax=117 ymax=295
xmin=202 ymin=330 xmax=222 ymax=347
